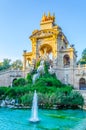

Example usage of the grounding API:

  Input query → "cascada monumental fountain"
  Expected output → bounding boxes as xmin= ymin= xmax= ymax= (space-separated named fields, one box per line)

xmin=29 ymin=60 xmax=45 ymax=122
xmin=29 ymin=59 xmax=54 ymax=123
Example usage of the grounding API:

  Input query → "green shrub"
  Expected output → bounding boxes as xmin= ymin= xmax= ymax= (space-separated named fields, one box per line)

xmin=69 ymin=91 xmax=84 ymax=107
xmin=34 ymin=74 xmax=62 ymax=88
xmin=60 ymin=85 xmax=73 ymax=95
xmin=21 ymin=92 xmax=33 ymax=106
xmin=36 ymin=60 xmax=40 ymax=69
xmin=0 ymin=87 xmax=8 ymax=99
xmin=13 ymin=78 xmax=26 ymax=86
xmin=44 ymin=61 xmax=50 ymax=74
xmin=5 ymin=87 xmax=17 ymax=98
xmin=60 ymin=90 xmax=84 ymax=108
xmin=26 ymin=73 xmax=32 ymax=84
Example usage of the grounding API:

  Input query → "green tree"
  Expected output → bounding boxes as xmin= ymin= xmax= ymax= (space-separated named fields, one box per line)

xmin=0 ymin=62 xmax=3 ymax=71
xmin=82 ymin=48 xmax=86 ymax=60
xmin=0 ymin=58 xmax=11 ymax=71
xmin=11 ymin=59 xmax=23 ymax=70
xmin=3 ymin=58 xmax=11 ymax=69
xmin=78 ymin=48 xmax=86 ymax=64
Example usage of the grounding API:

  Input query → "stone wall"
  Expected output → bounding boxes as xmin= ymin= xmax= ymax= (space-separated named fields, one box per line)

xmin=0 ymin=69 xmax=24 ymax=86
xmin=0 ymin=64 xmax=86 ymax=89
xmin=55 ymin=64 xmax=86 ymax=90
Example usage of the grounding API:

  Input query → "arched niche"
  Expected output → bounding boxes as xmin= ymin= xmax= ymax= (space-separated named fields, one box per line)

xmin=39 ymin=44 xmax=53 ymax=60
xmin=79 ymin=78 xmax=86 ymax=90
xmin=12 ymin=78 xmax=17 ymax=87
xmin=63 ymin=54 xmax=70 ymax=67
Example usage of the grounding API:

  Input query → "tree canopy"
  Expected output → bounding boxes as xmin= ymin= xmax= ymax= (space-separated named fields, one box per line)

xmin=78 ymin=48 xmax=86 ymax=64
xmin=0 ymin=58 xmax=11 ymax=71
xmin=82 ymin=48 xmax=86 ymax=61
xmin=0 ymin=59 xmax=23 ymax=71
xmin=11 ymin=60 xmax=23 ymax=70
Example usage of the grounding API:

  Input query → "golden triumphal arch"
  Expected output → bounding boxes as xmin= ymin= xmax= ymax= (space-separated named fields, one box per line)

xmin=23 ymin=12 xmax=68 ymax=70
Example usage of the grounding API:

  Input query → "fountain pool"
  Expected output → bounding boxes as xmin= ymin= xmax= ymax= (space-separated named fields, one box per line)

xmin=0 ymin=108 xmax=86 ymax=130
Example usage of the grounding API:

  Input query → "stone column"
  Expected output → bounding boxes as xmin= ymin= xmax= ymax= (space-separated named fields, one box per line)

xmin=52 ymin=34 xmax=57 ymax=58
xmin=31 ymin=38 xmax=37 ymax=59
xmin=23 ymin=50 xmax=27 ymax=70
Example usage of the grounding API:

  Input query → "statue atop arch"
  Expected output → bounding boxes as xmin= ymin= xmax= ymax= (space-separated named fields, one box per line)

xmin=41 ymin=12 xmax=55 ymax=22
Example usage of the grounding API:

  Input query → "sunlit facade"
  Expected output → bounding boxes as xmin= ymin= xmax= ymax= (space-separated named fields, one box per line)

xmin=23 ymin=13 xmax=86 ymax=90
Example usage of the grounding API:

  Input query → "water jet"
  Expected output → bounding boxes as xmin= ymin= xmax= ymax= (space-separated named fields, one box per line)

xmin=29 ymin=90 xmax=40 ymax=123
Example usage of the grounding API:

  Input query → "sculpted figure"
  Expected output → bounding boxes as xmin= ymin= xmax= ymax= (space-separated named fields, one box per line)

xmin=32 ymin=60 xmax=45 ymax=83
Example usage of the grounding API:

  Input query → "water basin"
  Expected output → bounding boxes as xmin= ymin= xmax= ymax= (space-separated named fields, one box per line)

xmin=0 ymin=108 xmax=86 ymax=130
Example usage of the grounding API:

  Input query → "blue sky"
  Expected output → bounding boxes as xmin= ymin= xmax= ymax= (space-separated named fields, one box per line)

xmin=0 ymin=0 xmax=86 ymax=62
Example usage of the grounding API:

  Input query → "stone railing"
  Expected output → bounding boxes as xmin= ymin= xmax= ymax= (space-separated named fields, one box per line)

xmin=0 ymin=69 xmax=12 ymax=75
xmin=0 ymin=68 xmax=22 ymax=75
xmin=76 ymin=64 xmax=86 ymax=68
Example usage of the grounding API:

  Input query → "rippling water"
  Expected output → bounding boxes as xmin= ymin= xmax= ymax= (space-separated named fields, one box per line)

xmin=0 ymin=108 xmax=86 ymax=130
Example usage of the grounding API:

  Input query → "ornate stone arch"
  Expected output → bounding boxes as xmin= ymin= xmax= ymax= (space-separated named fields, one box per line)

xmin=79 ymin=78 xmax=86 ymax=90
xmin=63 ymin=54 xmax=70 ymax=67
xmin=39 ymin=44 xmax=53 ymax=60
